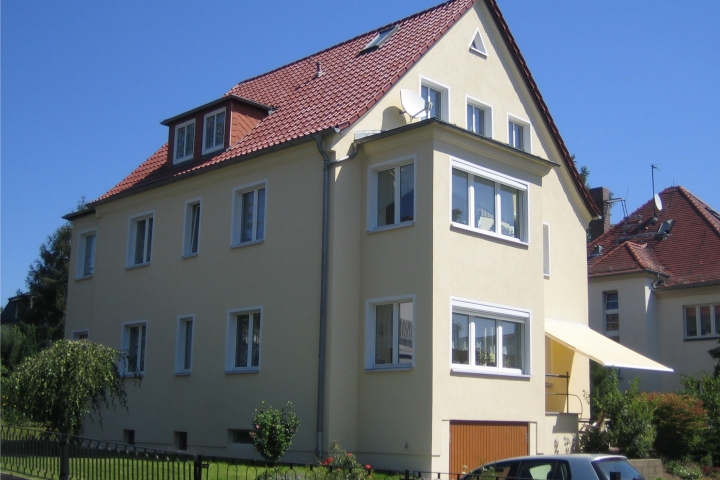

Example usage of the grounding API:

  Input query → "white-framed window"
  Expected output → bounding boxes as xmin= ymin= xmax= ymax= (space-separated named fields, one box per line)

xmin=368 ymin=156 xmax=415 ymax=230
xmin=508 ymin=115 xmax=531 ymax=152
xmin=127 ymin=212 xmax=154 ymax=267
xmin=174 ymin=119 xmax=196 ymax=163
xmin=468 ymin=28 xmax=488 ymax=56
xmin=202 ymin=108 xmax=226 ymax=155
xmin=543 ymin=223 xmax=551 ymax=276
xmin=76 ymin=229 xmax=97 ymax=278
xmin=175 ymin=316 xmax=194 ymax=374
xmin=183 ymin=199 xmax=201 ymax=257
xmin=122 ymin=321 xmax=147 ymax=375
xmin=450 ymin=157 xmax=528 ymax=243
xmin=365 ymin=296 xmax=415 ymax=370
xmin=225 ymin=308 xmax=262 ymax=373
xmin=466 ymin=96 xmax=492 ymax=138
xmin=684 ymin=304 xmax=720 ymax=339
xmin=450 ymin=297 xmax=529 ymax=376
xmin=604 ymin=292 xmax=619 ymax=340
xmin=420 ymin=76 xmax=449 ymax=121
xmin=231 ymin=183 xmax=266 ymax=246
xmin=72 ymin=329 xmax=89 ymax=340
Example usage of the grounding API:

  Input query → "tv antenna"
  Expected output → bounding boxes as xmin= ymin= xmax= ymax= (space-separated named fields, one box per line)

xmin=400 ymin=89 xmax=430 ymax=120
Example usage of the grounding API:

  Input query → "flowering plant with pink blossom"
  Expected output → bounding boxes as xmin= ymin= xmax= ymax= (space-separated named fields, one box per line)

xmin=319 ymin=441 xmax=373 ymax=480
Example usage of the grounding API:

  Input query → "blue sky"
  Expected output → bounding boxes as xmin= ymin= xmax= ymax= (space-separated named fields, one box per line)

xmin=2 ymin=1 xmax=719 ymax=306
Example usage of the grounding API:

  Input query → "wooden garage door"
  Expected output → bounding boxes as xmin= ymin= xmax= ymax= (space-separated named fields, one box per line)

xmin=449 ymin=421 xmax=528 ymax=474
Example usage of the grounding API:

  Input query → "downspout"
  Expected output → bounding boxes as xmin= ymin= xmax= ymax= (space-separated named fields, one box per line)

xmin=314 ymin=133 xmax=358 ymax=458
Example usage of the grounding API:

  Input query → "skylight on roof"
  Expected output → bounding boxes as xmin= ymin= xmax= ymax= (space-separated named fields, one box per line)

xmin=362 ymin=25 xmax=398 ymax=51
xmin=469 ymin=28 xmax=487 ymax=56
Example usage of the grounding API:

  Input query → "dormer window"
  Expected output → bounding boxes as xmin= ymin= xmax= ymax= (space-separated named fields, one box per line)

xmin=174 ymin=119 xmax=196 ymax=163
xmin=362 ymin=25 xmax=398 ymax=52
xmin=203 ymin=108 xmax=226 ymax=155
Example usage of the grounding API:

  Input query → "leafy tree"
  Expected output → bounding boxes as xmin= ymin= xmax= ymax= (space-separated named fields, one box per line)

xmin=250 ymin=401 xmax=300 ymax=462
xmin=571 ymin=154 xmax=591 ymax=189
xmin=646 ymin=393 xmax=706 ymax=460
xmin=0 ymin=324 xmax=38 ymax=373
xmin=708 ymin=338 xmax=720 ymax=377
xmin=682 ymin=372 xmax=720 ymax=466
xmin=5 ymin=339 xmax=130 ymax=434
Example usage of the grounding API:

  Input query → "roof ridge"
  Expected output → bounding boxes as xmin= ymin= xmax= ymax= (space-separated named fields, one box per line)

xmin=677 ymin=185 xmax=720 ymax=238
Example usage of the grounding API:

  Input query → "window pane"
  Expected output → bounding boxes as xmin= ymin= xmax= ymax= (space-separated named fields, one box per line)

xmin=205 ymin=115 xmax=215 ymax=149
xmin=190 ymin=204 xmax=200 ymax=254
xmin=139 ymin=326 xmax=146 ymax=372
xmin=700 ymin=306 xmax=712 ymax=336
xmin=399 ymin=164 xmax=414 ymax=222
xmin=476 ymin=107 xmax=484 ymax=135
xmin=501 ymin=321 xmax=523 ymax=369
xmin=146 ymin=217 xmax=153 ymax=263
xmin=235 ymin=314 xmax=249 ymax=367
xmin=474 ymin=176 xmax=495 ymax=231
xmin=256 ymin=188 xmax=266 ymax=240
xmin=510 ymin=122 xmax=523 ymax=150
xmin=375 ymin=304 xmax=394 ymax=365
xmin=429 ymin=88 xmax=441 ymax=119
xmin=241 ymin=191 xmax=255 ymax=242
xmin=176 ymin=126 xmax=185 ymax=159
xmin=377 ymin=168 xmax=396 ymax=227
xmin=184 ymin=320 xmax=193 ymax=370
xmin=451 ymin=168 xmax=469 ymax=225
xmin=215 ymin=112 xmax=225 ymax=146
xmin=452 ymin=313 xmax=469 ymax=364
xmin=686 ymin=307 xmax=697 ymax=337
xmin=128 ymin=326 xmax=139 ymax=371
xmin=605 ymin=313 xmax=619 ymax=331
xmin=605 ymin=292 xmax=619 ymax=310
xmin=251 ymin=313 xmax=261 ymax=367
xmin=83 ymin=234 xmax=95 ymax=276
xmin=467 ymin=104 xmax=473 ymax=132
xmin=499 ymin=185 xmax=521 ymax=239
xmin=716 ymin=305 xmax=720 ymax=334
xmin=185 ymin=123 xmax=195 ymax=156
xmin=134 ymin=219 xmax=146 ymax=265
xmin=474 ymin=317 xmax=496 ymax=367
xmin=398 ymin=301 xmax=413 ymax=364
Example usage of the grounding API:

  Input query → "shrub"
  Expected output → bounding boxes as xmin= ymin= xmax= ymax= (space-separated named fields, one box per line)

xmin=646 ymin=393 xmax=706 ymax=460
xmin=665 ymin=461 xmax=703 ymax=480
xmin=578 ymin=423 xmax=610 ymax=454
xmin=250 ymin=401 xmax=300 ymax=463
xmin=681 ymin=373 xmax=720 ymax=466
xmin=319 ymin=441 xmax=372 ymax=480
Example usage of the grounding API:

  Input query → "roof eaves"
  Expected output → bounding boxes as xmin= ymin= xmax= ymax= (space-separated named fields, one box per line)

xmin=654 ymin=278 xmax=720 ymax=291
xmin=63 ymin=207 xmax=96 ymax=222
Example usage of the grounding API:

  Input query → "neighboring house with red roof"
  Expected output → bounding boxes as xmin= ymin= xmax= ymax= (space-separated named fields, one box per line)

xmin=63 ymin=0 xmax=667 ymax=471
xmin=588 ymin=186 xmax=720 ymax=392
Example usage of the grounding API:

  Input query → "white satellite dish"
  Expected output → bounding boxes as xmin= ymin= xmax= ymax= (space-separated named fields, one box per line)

xmin=654 ymin=194 xmax=663 ymax=212
xmin=400 ymin=89 xmax=427 ymax=119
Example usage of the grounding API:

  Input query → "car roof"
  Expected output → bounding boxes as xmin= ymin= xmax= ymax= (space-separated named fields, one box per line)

xmin=484 ymin=454 xmax=628 ymax=464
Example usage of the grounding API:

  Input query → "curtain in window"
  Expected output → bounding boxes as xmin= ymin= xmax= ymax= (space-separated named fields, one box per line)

xmin=398 ymin=301 xmax=413 ymax=364
xmin=474 ymin=317 xmax=496 ymax=366
xmin=236 ymin=314 xmax=249 ymax=367
xmin=185 ymin=124 xmax=195 ymax=156
xmin=474 ymin=177 xmax=495 ymax=231
xmin=399 ymin=164 xmax=414 ymax=222
xmin=377 ymin=169 xmax=395 ymax=227
xmin=700 ymin=306 xmax=712 ymax=335
xmin=205 ymin=116 xmax=215 ymax=149
xmin=452 ymin=313 xmax=469 ymax=364
xmin=241 ymin=191 xmax=255 ymax=242
xmin=375 ymin=304 xmax=394 ymax=364
xmin=83 ymin=235 xmax=95 ymax=276
xmin=251 ymin=313 xmax=261 ymax=367
xmin=500 ymin=186 xmax=520 ymax=239
xmin=215 ymin=112 xmax=225 ymax=146
xmin=452 ymin=169 xmax=469 ymax=225
xmin=256 ymin=189 xmax=266 ymax=240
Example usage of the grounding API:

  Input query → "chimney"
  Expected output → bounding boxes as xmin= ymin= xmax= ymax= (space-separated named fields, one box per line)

xmin=588 ymin=187 xmax=611 ymax=241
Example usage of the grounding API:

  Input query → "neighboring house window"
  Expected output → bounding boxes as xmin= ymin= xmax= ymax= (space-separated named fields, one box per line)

xmin=420 ymin=77 xmax=449 ymax=121
xmin=123 ymin=430 xmax=135 ymax=445
xmin=72 ymin=330 xmax=89 ymax=340
xmin=174 ymin=119 xmax=195 ymax=163
xmin=508 ymin=115 xmax=530 ymax=152
xmin=543 ymin=223 xmax=551 ymax=276
xmin=183 ymin=200 xmax=201 ymax=256
xmin=175 ymin=316 xmax=194 ymax=374
xmin=122 ymin=322 xmax=147 ymax=375
xmin=466 ymin=97 xmax=491 ymax=137
xmin=232 ymin=184 xmax=266 ymax=246
xmin=450 ymin=297 xmax=529 ymax=375
xmin=229 ymin=430 xmax=253 ymax=445
xmin=226 ymin=308 xmax=262 ymax=372
xmin=450 ymin=158 xmax=528 ymax=242
xmin=202 ymin=108 xmax=226 ymax=155
xmin=128 ymin=213 xmax=154 ymax=267
xmin=365 ymin=297 xmax=414 ymax=369
xmin=76 ymin=230 xmax=96 ymax=278
xmin=175 ymin=432 xmax=188 ymax=451
xmin=684 ymin=304 xmax=720 ymax=339
xmin=604 ymin=292 xmax=619 ymax=340
xmin=369 ymin=157 xmax=415 ymax=230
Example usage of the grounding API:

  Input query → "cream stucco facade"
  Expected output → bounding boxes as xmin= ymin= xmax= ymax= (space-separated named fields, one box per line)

xmin=66 ymin=2 xmax=594 ymax=472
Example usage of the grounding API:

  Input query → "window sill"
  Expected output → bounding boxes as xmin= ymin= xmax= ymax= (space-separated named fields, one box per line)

xmin=122 ymin=373 xmax=144 ymax=379
xmin=175 ymin=371 xmax=191 ymax=376
xmin=182 ymin=253 xmax=198 ymax=259
xmin=365 ymin=364 xmax=413 ymax=372
xmin=126 ymin=262 xmax=151 ymax=270
xmin=368 ymin=220 xmax=414 ymax=234
xmin=451 ymin=366 xmax=529 ymax=379
xmin=450 ymin=222 xmax=528 ymax=246
xmin=684 ymin=336 xmax=720 ymax=341
xmin=202 ymin=145 xmax=224 ymax=156
xmin=231 ymin=239 xmax=264 ymax=249
xmin=173 ymin=156 xmax=193 ymax=165
xmin=75 ymin=274 xmax=94 ymax=281
xmin=225 ymin=368 xmax=259 ymax=375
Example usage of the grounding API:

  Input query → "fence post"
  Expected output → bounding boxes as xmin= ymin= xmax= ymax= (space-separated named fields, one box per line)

xmin=194 ymin=454 xmax=203 ymax=480
xmin=59 ymin=433 xmax=70 ymax=480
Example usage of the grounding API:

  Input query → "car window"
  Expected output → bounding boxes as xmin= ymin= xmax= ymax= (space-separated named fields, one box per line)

xmin=515 ymin=461 xmax=570 ymax=480
xmin=470 ymin=461 xmax=518 ymax=479
xmin=592 ymin=459 xmax=645 ymax=480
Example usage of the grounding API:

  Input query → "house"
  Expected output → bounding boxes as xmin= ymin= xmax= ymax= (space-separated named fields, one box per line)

xmin=1 ymin=293 xmax=32 ymax=327
xmin=587 ymin=186 xmax=720 ymax=393
xmin=63 ymin=0 xmax=668 ymax=471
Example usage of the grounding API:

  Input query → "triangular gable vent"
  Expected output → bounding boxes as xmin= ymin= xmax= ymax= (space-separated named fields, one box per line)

xmin=469 ymin=28 xmax=487 ymax=56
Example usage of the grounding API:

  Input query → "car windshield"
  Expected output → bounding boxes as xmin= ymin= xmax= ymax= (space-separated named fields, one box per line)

xmin=592 ymin=459 xmax=645 ymax=480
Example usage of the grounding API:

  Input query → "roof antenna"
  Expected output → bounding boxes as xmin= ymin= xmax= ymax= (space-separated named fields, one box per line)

xmin=316 ymin=61 xmax=324 ymax=78
xmin=651 ymin=164 xmax=661 ymax=222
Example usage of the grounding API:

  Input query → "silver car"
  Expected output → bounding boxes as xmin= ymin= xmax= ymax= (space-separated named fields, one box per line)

xmin=465 ymin=454 xmax=646 ymax=480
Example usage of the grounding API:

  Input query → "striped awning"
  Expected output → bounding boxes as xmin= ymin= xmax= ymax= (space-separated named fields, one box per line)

xmin=545 ymin=319 xmax=673 ymax=372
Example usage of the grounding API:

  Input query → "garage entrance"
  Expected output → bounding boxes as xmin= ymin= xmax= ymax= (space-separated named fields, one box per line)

xmin=449 ymin=421 xmax=528 ymax=474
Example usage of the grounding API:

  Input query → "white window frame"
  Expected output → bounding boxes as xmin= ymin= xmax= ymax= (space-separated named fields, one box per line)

xmin=684 ymin=304 xmax=720 ymax=339
xmin=507 ymin=114 xmax=531 ymax=153
xmin=202 ymin=108 xmax=227 ymax=155
xmin=182 ymin=198 xmax=202 ymax=257
xmin=604 ymin=291 xmax=619 ymax=339
xmin=174 ymin=315 xmax=194 ymax=375
xmin=367 ymin=155 xmax=416 ymax=232
xmin=121 ymin=321 xmax=148 ymax=376
xmin=174 ymin=119 xmax=196 ymax=164
xmin=127 ymin=212 xmax=154 ymax=268
xmin=71 ymin=329 xmax=89 ymax=340
xmin=365 ymin=294 xmax=416 ymax=370
xmin=419 ymin=76 xmax=450 ymax=121
xmin=225 ymin=307 xmax=262 ymax=373
xmin=465 ymin=95 xmax=493 ymax=138
xmin=449 ymin=157 xmax=529 ymax=244
xmin=450 ymin=297 xmax=531 ymax=377
xmin=76 ymin=228 xmax=97 ymax=279
xmin=468 ymin=27 xmax=488 ymax=56
xmin=543 ymin=222 xmax=551 ymax=277
xmin=231 ymin=182 xmax=267 ymax=247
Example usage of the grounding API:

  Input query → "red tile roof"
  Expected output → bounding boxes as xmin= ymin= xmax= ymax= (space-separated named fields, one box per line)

xmin=588 ymin=186 xmax=720 ymax=289
xmin=92 ymin=0 xmax=598 ymax=219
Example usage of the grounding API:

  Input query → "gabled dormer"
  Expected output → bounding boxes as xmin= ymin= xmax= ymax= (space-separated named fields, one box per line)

xmin=161 ymin=96 xmax=272 ymax=166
